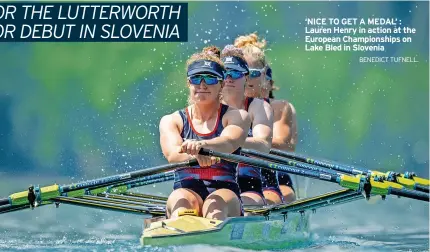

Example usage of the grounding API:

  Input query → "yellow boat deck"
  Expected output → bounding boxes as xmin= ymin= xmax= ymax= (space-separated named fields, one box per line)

xmin=141 ymin=213 xmax=310 ymax=250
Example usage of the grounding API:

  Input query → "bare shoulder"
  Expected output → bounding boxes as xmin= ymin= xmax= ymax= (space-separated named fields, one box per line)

xmin=225 ymin=106 xmax=250 ymax=121
xmin=249 ymin=98 xmax=273 ymax=120
xmin=159 ymin=110 xmax=183 ymax=131
xmin=249 ymin=98 xmax=272 ymax=111
xmin=288 ymin=102 xmax=296 ymax=115
xmin=270 ymin=99 xmax=291 ymax=116
xmin=251 ymin=97 xmax=271 ymax=109
xmin=223 ymin=106 xmax=251 ymax=127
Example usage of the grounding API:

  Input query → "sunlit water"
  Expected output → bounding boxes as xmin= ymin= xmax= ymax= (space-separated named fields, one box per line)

xmin=0 ymin=175 xmax=428 ymax=252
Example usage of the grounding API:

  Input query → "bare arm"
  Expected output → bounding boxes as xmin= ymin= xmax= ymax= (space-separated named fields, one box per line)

xmin=159 ymin=112 xmax=194 ymax=163
xmin=289 ymin=103 xmax=298 ymax=150
xmin=243 ymin=99 xmax=273 ymax=153
xmin=272 ymin=100 xmax=296 ymax=151
xmin=202 ymin=108 xmax=251 ymax=153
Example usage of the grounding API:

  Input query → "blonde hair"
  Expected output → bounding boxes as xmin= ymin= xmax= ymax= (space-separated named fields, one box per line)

xmin=234 ymin=32 xmax=267 ymax=68
xmin=202 ymin=45 xmax=221 ymax=58
xmin=185 ymin=52 xmax=225 ymax=105
xmin=265 ymin=64 xmax=279 ymax=99
xmin=221 ymin=44 xmax=246 ymax=61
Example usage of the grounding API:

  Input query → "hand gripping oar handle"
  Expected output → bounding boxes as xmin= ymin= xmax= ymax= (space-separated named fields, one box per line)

xmin=199 ymin=148 xmax=429 ymax=202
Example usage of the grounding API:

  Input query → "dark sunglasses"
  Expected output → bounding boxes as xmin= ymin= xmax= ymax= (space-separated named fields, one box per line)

xmin=224 ymin=70 xmax=245 ymax=80
xmin=188 ymin=74 xmax=222 ymax=85
xmin=249 ymin=68 xmax=264 ymax=79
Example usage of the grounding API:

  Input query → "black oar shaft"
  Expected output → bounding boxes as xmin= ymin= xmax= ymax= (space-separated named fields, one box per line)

xmin=390 ymin=188 xmax=429 ymax=201
xmin=241 ymin=148 xmax=339 ymax=176
xmin=61 ymin=160 xmax=195 ymax=193
xmin=0 ymin=198 xmax=9 ymax=206
xmin=270 ymin=148 xmax=430 ymax=193
xmin=199 ymin=149 xmax=338 ymax=183
xmin=1 ymin=159 xmax=197 ymax=208
xmin=415 ymin=184 xmax=429 ymax=193
xmin=127 ymin=174 xmax=174 ymax=189
xmin=269 ymin=148 xmax=364 ymax=175
xmin=199 ymin=148 xmax=429 ymax=202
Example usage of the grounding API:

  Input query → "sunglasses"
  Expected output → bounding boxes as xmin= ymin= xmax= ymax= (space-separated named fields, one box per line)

xmin=249 ymin=68 xmax=265 ymax=79
xmin=224 ymin=70 xmax=245 ymax=80
xmin=188 ymin=74 xmax=222 ymax=85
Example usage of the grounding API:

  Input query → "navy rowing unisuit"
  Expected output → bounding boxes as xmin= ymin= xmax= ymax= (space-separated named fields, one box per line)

xmin=173 ymin=104 xmax=243 ymax=206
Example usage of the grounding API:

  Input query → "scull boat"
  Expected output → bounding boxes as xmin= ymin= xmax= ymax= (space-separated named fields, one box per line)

xmin=0 ymin=148 xmax=428 ymax=250
xmin=140 ymin=188 xmax=362 ymax=249
xmin=141 ymin=213 xmax=310 ymax=249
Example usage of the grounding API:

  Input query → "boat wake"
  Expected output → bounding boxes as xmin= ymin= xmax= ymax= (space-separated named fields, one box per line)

xmin=0 ymin=226 xmax=427 ymax=252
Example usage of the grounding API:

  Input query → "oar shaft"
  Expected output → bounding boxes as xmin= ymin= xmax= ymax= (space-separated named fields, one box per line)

xmin=390 ymin=188 xmax=429 ymax=201
xmin=269 ymin=148 xmax=364 ymax=175
xmin=199 ymin=149 xmax=429 ymax=202
xmin=105 ymin=172 xmax=174 ymax=193
xmin=1 ymin=159 xmax=197 ymax=208
xmin=129 ymin=177 xmax=173 ymax=188
xmin=61 ymin=161 xmax=192 ymax=193
xmin=0 ymin=198 xmax=9 ymax=206
xmin=241 ymin=148 xmax=340 ymax=176
xmin=199 ymin=149 xmax=340 ymax=184
xmin=269 ymin=148 xmax=429 ymax=192
xmin=415 ymin=184 xmax=430 ymax=193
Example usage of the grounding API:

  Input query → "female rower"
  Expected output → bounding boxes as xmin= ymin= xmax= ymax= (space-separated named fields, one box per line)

xmin=234 ymin=32 xmax=295 ymax=204
xmin=218 ymin=45 xmax=274 ymax=207
xmin=160 ymin=52 xmax=251 ymax=220
xmin=262 ymin=64 xmax=297 ymax=203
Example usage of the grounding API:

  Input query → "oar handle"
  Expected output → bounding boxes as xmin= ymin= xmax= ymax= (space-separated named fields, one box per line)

xmin=390 ymin=188 xmax=429 ymax=202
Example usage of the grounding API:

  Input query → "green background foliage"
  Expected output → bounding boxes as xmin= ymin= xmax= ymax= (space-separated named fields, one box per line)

xmin=0 ymin=1 xmax=428 ymax=178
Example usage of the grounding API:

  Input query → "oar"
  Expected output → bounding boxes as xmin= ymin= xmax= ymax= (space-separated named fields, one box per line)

xmin=105 ymin=172 xmax=174 ymax=194
xmin=269 ymin=148 xmax=429 ymax=193
xmin=241 ymin=148 xmax=428 ymax=196
xmin=0 ymin=159 xmax=196 ymax=212
xmin=241 ymin=148 xmax=340 ymax=176
xmin=198 ymin=148 xmax=429 ymax=202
